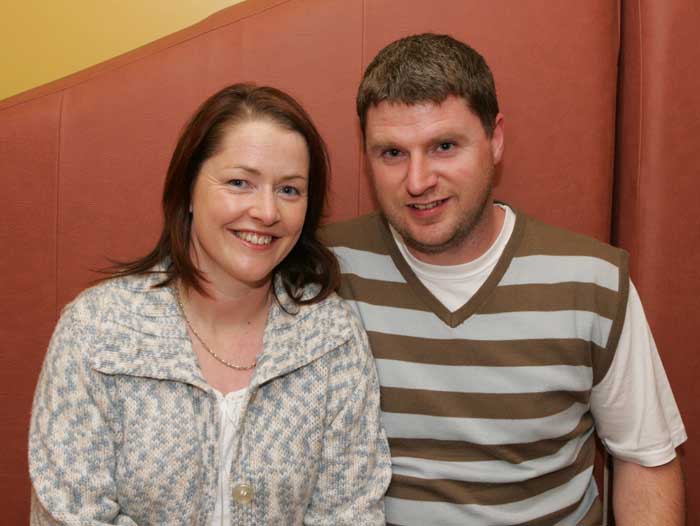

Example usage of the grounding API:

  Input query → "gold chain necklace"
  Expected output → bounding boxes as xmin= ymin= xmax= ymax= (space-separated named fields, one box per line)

xmin=174 ymin=286 xmax=257 ymax=371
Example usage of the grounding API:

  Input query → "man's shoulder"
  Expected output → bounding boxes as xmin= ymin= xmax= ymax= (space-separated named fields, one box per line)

xmin=517 ymin=210 xmax=627 ymax=266
xmin=320 ymin=212 xmax=389 ymax=254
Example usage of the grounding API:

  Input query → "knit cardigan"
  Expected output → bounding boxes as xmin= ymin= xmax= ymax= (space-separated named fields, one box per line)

xmin=29 ymin=271 xmax=390 ymax=525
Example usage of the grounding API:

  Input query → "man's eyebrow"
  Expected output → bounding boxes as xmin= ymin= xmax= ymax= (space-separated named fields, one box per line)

xmin=430 ymin=135 xmax=462 ymax=144
xmin=366 ymin=140 xmax=398 ymax=151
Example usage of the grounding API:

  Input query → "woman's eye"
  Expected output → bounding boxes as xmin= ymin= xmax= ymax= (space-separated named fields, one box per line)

xmin=228 ymin=179 xmax=248 ymax=188
xmin=280 ymin=185 xmax=300 ymax=196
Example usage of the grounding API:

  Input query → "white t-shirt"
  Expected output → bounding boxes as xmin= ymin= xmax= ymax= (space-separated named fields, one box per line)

xmin=211 ymin=387 xmax=248 ymax=526
xmin=391 ymin=204 xmax=687 ymax=466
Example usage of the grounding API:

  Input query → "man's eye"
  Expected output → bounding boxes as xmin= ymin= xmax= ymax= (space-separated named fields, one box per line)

xmin=382 ymin=148 xmax=403 ymax=158
xmin=228 ymin=179 xmax=247 ymax=188
xmin=437 ymin=142 xmax=455 ymax=152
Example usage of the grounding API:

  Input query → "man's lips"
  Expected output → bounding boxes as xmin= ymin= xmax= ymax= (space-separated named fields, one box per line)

xmin=408 ymin=198 xmax=448 ymax=211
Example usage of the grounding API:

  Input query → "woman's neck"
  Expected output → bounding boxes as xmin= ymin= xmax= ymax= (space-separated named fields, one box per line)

xmin=179 ymin=278 xmax=273 ymax=333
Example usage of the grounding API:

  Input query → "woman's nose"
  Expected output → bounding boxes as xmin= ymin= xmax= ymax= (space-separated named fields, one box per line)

xmin=249 ymin=188 xmax=281 ymax=225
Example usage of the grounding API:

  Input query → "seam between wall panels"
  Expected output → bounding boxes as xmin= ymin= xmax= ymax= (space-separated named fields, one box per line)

xmin=358 ymin=0 xmax=366 ymax=216
xmin=604 ymin=7 xmax=624 ymax=519
xmin=610 ymin=0 xmax=623 ymax=247
xmin=634 ymin=0 xmax=645 ymax=286
xmin=54 ymin=92 xmax=64 ymax=322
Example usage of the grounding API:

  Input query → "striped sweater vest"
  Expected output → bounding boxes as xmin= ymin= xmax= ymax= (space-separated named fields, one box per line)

xmin=323 ymin=209 xmax=629 ymax=526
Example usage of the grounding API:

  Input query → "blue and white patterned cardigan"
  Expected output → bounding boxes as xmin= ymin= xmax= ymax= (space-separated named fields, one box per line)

xmin=29 ymin=271 xmax=390 ymax=525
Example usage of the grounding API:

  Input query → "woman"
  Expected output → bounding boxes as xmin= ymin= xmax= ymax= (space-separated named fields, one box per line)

xmin=29 ymin=84 xmax=390 ymax=525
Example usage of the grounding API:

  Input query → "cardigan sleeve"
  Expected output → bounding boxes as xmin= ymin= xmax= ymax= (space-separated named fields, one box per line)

xmin=29 ymin=302 xmax=138 ymax=526
xmin=303 ymin=310 xmax=391 ymax=526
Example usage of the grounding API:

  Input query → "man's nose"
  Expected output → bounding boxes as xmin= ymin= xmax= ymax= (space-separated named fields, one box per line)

xmin=405 ymin=154 xmax=437 ymax=196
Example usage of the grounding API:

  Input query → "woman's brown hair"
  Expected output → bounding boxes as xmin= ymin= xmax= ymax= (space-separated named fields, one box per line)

xmin=106 ymin=83 xmax=338 ymax=305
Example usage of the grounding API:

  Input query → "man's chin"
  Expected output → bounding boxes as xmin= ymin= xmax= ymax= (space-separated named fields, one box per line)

xmin=387 ymin=219 xmax=445 ymax=250
xmin=404 ymin=219 xmax=483 ymax=257
xmin=400 ymin=224 xmax=457 ymax=252
xmin=404 ymin=236 xmax=455 ymax=255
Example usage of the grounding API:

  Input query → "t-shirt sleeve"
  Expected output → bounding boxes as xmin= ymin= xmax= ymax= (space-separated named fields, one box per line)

xmin=590 ymin=279 xmax=687 ymax=466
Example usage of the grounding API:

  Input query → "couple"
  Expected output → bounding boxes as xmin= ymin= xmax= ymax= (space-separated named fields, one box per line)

xmin=30 ymin=34 xmax=686 ymax=525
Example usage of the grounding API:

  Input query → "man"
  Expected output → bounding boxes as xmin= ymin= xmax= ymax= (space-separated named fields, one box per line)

xmin=322 ymin=34 xmax=686 ymax=525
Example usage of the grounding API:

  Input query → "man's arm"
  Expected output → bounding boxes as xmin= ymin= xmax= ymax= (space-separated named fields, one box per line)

xmin=590 ymin=280 xmax=687 ymax=524
xmin=613 ymin=456 xmax=685 ymax=526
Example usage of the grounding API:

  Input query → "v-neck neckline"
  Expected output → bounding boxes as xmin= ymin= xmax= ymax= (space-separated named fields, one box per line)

xmin=379 ymin=207 xmax=526 ymax=328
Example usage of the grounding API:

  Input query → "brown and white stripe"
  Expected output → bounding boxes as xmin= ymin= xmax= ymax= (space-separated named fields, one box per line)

xmin=322 ymin=209 xmax=628 ymax=526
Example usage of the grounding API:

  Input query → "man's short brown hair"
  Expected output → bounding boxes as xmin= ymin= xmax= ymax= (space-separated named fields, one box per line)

xmin=357 ymin=33 xmax=499 ymax=137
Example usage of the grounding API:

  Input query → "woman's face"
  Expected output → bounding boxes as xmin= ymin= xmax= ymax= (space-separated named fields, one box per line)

xmin=189 ymin=119 xmax=310 ymax=293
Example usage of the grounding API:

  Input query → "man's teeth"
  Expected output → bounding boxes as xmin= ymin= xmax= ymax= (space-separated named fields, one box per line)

xmin=412 ymin=201 xmax=441 ymax=210
xmin=235 ymin=232 xmax=273 ymax=245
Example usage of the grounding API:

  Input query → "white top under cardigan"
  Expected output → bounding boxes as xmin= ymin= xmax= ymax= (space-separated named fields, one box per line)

xmin=211 ymin=388 xmax=248 ymax=526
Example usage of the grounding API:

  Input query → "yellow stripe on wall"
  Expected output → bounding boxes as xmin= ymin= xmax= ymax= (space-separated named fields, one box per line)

xmin=0 ymin=0 xmax=246 ymax=101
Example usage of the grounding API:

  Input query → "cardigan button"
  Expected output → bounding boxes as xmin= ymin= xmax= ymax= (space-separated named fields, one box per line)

xmin=232 ymin=482 xmax=254 ymax=504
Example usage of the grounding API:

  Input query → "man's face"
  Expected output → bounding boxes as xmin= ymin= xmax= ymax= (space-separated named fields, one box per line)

xmin=364 ymin=96 xmax=504 ymax=265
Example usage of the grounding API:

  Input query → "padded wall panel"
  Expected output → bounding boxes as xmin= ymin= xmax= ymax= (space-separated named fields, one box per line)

xmin=0 ymin=0 xmax=646 ymax=522
xmin=57 ymin=28 xmax=245 ymax=306
xmin=360 ymin=0 xmax=619 ymax=242
xmin=0 ymin=93 xmax=61 ymax=523
xmin=615 ymin=0 xmax=700 ymax=521
xmin=239 ymin=0 xmax=363 ymax=222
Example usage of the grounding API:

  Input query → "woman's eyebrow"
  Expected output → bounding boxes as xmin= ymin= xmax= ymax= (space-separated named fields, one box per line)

xmin=222 ymin=165 xmax=307 ymax=181
xmin=221 ymin=164 xmax=261 ymax=175
xmin=278 ymin=174 xmax=308 ymax=182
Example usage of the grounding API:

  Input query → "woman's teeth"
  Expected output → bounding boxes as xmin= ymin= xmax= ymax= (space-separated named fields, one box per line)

xmin=235 ymin=231 xmax=273 ymax=245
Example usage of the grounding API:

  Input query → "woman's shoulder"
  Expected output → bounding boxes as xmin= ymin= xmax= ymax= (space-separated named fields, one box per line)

xmin=270 ymin=280 xmax=364 ymax=336
xmin=312 ymin=291 xmax=364 ymax=331
xmin=61 ymin=271 xmax=172 ymax=324
xmin=284 ymin=287 xmax=359 ymax=328
xmin=293 ymin=290 xmax=369 ymax=357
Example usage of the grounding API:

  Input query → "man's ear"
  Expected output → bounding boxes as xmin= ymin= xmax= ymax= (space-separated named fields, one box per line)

xmin=490 ymin=113 xmax=505 ymax=164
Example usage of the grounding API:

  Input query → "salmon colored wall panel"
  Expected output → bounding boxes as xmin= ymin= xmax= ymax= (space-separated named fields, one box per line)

xmin=0 ymin=93 xmax=61 ymax=523
xmin=56 ymin=30 xmax=245 ymax=306
xmin=360 ymin=0 xmax=619 ymax=242
xmin=615 ymin=0 xmax=700 ymax=520
xmin=12 ymin=0 xmax=691 ymax=522
xmin=239 ymin=0 xmax=363 ymax=222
